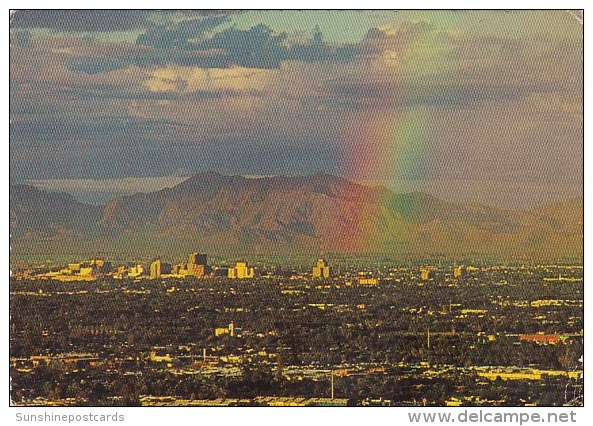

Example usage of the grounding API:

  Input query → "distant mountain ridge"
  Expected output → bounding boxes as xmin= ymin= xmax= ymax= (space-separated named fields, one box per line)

xmin=9 ymin=173 xmax=583 ymax=261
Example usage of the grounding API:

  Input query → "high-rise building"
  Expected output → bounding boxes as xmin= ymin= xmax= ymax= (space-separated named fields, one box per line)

xmin=150 ymin=259 xmax=171 ymax=278
xmin=150 ymin=259 xmax=162 ymax=279
xmin=188 ymin=252 xmax=208 ymax=277
xmin=228 ymin=262 xmax=254 ymax=279
xmin=188 ymin=253 xmax=207 ymax=267
xmin=312 ymin=259 xmax=331 ymax=278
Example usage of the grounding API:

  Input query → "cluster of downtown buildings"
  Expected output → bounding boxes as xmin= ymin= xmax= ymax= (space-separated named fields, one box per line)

xmin=12 ymin=253 xmax=334 ymax=282
xmin=12 ymin=253 xmax=484 ymax=285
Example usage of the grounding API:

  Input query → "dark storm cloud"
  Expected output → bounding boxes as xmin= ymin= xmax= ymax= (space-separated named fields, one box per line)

xmin=190 ymin=24 xmax=357 ymax=68
xmin=193 ymin=24 xmax=289 ymax=69
xmin=172 ymin=23 xmax=361 ymax=67
xmin=61 ymin=16 xmax=543 ymax=76
xmin=136 ymin=15 xmax=230 ymax=49
xmin=65 ymin=22 xmax=359 ymax=74
xmin=10 ymin=10 xmax=152 ymax=32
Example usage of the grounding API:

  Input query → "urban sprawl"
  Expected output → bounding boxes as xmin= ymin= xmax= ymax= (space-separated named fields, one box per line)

xmin=10 ymin=254 xmax=583 ymax=407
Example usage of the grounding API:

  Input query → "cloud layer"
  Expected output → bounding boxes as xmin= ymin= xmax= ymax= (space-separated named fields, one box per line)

xmin=10 ymin=10 xmax=583 ymax=208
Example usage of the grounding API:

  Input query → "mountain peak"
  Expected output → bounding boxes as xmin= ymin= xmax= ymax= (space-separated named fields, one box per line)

xmin=9 ymin=175 xmax=583 ymax=260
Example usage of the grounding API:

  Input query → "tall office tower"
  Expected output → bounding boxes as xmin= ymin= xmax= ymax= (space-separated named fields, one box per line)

xmin=312 ymin=258 xmax=331 ymax=278
xmin=188 ymin=252 xmax=208 ymax=277
xmin=150 ymin=259 xmax=162 ymax=279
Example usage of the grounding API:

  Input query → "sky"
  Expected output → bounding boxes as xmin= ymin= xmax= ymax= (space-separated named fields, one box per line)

xmin=9 ymin=10 xmax=583 ymax=208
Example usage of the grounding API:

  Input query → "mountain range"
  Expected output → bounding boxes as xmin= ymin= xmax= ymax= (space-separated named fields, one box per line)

xmin=9 ymin=173 xmax=583 ymax=262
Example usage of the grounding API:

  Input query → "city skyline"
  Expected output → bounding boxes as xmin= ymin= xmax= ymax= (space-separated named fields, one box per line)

xmin=10 ymin=10 xmax=583 ymax=209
